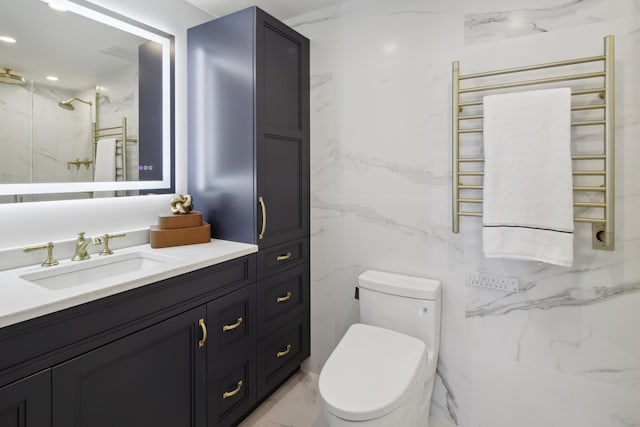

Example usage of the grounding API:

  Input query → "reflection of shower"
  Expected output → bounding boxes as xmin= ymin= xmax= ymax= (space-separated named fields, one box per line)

xmin=58 ymin=97 xmax=93 ymax=110
xmin=0 ymin=68 xmax=26 ymax=85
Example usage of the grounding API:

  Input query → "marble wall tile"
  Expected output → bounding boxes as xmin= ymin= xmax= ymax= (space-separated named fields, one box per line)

xmin=464 ymin=0 xmax=640 ymax=45
xmin=289 ymin=1 xmax=469 ymax=424
xmin=461 ymin=15 xmax=640 ymax=427
xmin=287 ymin=0 xmax=639 ymax=426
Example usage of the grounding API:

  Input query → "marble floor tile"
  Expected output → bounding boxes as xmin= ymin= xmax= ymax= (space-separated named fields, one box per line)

xmin=239 ymin=370 xmax=456 ymax=427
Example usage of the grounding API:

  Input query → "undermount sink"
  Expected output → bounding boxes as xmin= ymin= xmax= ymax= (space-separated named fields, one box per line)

xmin=20 ymin=251 xmax=177 ymax=290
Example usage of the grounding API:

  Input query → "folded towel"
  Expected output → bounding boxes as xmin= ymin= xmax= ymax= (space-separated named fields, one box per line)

xmin=94 ymin=138 xmax=116 ymax=197
xmin=482 ymin=88 xmax=574 ymax=267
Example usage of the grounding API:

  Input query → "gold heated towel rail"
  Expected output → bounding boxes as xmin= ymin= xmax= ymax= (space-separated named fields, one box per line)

xmin=93 ymin=117 xmax=138 ymax=183
xmin=452 ymin=35 xmax=615 ymax=250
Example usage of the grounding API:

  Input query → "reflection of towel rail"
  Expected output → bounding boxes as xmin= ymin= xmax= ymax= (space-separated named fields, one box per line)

xmin=93 ymin=117 xmax=137 ymax=188
xmin=452 ymin=35 xmax=615 ymax=250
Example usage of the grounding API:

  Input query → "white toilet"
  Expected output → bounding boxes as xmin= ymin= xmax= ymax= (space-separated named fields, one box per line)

xmin=319 ymin=270 xmax=442 ymax=427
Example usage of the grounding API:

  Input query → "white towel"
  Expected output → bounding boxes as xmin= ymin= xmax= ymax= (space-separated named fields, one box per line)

xmin=482 ymin=88 xmax=574 ymax=267
xmin=94 ymin=138 xmax=116 ymax=197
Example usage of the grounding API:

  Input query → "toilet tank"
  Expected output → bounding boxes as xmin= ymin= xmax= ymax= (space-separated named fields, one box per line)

xmin=358 ymin=270 xmax=441 ymax=365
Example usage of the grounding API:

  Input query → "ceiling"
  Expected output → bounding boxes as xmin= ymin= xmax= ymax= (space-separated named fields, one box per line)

xmin=0 ymin=0 xmax=148 ymax=92
xmin=184 ymin=0 xmax=346 ymax=20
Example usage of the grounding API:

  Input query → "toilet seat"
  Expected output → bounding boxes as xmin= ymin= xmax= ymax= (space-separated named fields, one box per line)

xmin=319 ymin=323 xmax=426 ymax=422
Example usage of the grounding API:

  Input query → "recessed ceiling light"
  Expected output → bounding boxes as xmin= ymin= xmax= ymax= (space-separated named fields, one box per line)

xmin=46 ymin=76 xmax=59 ymax=81
xmin=41 ymin=1 xmax=69 ymax=12
xmin=0 ymin=36 xmax=17 ymax=44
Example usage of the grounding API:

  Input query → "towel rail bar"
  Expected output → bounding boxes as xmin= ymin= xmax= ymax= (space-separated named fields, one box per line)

xmin=459 ymin=211 xmax=607 ymax=225
xmin=457 ymin=184 xmax=607 ymax=192
xmin=459 ymin=72 xmax=605 ymax=94
xmin=459 ymin=88 xmax=605 ymax=109
xmin=459 ymin=119 xmax=605 ymax=133
xmin=458 ymin=154 xmax=606 ymax=162
xmin=458 ymin=170 xmax=606 ymax=177
xmin=452 ymin=35 xmax=615 ymax=250
xmin=93 ymin=117 xmax=136 ymax=194
xmin=458 ymin=55 xmax=605 ymax=80
xmin=459 ymin=104 xmax=605 ymax=120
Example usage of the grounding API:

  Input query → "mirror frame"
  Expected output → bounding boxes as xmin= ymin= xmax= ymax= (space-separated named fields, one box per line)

xmin=0 ymin=0 xmax=174 ymax=198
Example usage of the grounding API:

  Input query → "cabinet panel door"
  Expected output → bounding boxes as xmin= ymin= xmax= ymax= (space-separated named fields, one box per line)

xmin=52 ymin=308 xmax=206 ymax=427
xmin=256 ymin=10 xmax=309 ymax=249
xmin=262 ymin=23 xmax=302 ymax=132
xmin=257 ymin=135 xmax=308 ymax=248
xmin=0 ymin=370 xmax=50 ymax=427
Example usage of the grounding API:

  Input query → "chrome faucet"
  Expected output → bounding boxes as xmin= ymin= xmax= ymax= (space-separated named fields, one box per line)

xmin=71 ymin=232 xmax=91 ymax=261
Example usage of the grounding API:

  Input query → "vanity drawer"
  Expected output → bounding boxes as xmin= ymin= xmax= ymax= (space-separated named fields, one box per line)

xmin=209 ymin=357 xmax=256 ymax=427
xmin=257 ymin=238 xmax=308 ymax=279
xmin=256 ymin=313 xmax=309 ymax=399
xmin=257 ymin=263 xmax=309 ymax=338
xmin=207 ymin=284 xmax=256 ymax=353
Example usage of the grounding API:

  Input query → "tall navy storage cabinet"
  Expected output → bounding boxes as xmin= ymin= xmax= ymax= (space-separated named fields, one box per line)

xmin=188 ymin=6 xmax=311 ymax=424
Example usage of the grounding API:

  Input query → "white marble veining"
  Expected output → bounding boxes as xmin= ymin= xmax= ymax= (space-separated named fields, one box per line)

xmin=0 ymin=238 xmax=257 ymax=328
xmin=287 ymin=0 xmax=640 ymax=426
xmin=464 ymin=0 xmax=640 ymax=44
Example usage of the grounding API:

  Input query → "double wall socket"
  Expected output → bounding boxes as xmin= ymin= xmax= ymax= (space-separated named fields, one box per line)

xmin=469 ymin=272 xmax=520 ymax=292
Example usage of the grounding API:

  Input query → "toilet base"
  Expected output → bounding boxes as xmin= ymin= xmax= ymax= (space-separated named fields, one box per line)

xmin=324 ymin=359 xmax=434 ymax=427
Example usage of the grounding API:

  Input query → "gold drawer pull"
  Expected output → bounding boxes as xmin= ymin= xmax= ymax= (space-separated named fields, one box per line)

xmin=222 ymin=317 xmax=243 ymax=332
xmin=222 ymin=380 xmax=243 ymax=399
xmin=276 ymin=252 xmax=292 ymax=261
xmin=276 ymin=292 xmax=292 ymax=303
xmin=276 ymin=344 xmax=292 ymax=358
xmin=198 ymin=318 xmax=207 ymax=348
xmin=258 ymin=196 xmax=267 ymax=240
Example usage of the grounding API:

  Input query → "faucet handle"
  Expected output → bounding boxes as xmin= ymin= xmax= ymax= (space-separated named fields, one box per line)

xmin=94 ymin=233 xmax=126 ymax=255
xmin=23 ymin=242 xmax=59 ymax=267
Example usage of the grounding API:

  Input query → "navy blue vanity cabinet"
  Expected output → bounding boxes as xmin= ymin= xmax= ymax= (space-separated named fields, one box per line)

xmin=0 ymin=370 xmax=51 ymax=427
xmin=187 ymin=6 xmax=310 ymax=250
xmin=0 ymin=255 xmax=257 ymax=427
xmin=52 ymin=307 xmax=207 ymax=427
xmin=187 ymin=6 xmax=311 ymax=406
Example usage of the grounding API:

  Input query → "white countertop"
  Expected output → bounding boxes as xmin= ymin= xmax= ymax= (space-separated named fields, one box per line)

xmin=0 ymin=239 xmax=257 ymax=329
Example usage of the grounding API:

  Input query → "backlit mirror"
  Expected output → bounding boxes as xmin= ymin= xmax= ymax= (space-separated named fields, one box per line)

xmin=0 ymin=0 xmax=174 ymax=203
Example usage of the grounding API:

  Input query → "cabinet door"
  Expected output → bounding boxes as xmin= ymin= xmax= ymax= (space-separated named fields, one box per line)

xmin=256 ymin=10 xmax=310 ymax=249
xmin=52 ymin=307 xmax=207 ymax=427
xmin=0 ymin=370 xmax=51 ymax=427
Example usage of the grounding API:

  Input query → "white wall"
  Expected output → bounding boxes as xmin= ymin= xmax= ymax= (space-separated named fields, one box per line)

xmin=287 ymin=0 xmax=640 ymax=425
xmin=0 ymin=0 xmax=213 ymax=249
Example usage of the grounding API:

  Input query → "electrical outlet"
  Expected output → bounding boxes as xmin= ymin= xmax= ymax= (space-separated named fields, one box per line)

xmin=469 ymin=272 xmax=520 ymax=292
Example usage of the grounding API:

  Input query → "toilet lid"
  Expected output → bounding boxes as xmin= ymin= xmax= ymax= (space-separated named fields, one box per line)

xmin=319 ymin=324 xmax=426 ymax=421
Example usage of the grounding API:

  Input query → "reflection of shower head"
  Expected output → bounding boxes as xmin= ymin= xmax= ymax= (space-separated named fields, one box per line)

xmin=58 ymin=97 xmax=92 ymax=111
xmin=0 ymin=68 xmax=26 ymax=85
